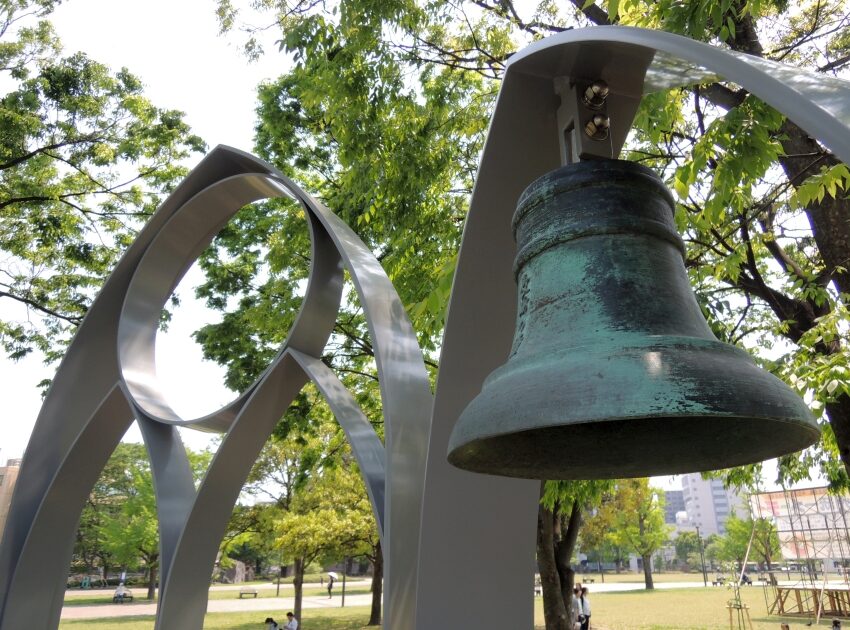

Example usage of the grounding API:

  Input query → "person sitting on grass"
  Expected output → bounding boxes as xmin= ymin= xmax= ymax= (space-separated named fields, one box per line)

xmin=284 ymin=612 xmax=299 ymax=630
xmin=264 ymin=617 xmax=278 ymax=629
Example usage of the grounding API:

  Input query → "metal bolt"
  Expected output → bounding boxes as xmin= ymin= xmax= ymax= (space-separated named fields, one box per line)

xmin=584 ymin=114 xmax=610 ymax=140
xmin=582 ymin=80 xmax=609 ymax=109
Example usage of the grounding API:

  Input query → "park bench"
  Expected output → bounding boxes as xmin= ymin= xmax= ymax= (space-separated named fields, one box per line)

xmin=239 ymin=586 xmax=259 ymax=598
xmin=583 ymin=578 xmax=595 ymax=584
xmin=711 ymin=576 xmax=726 ymax=586
xmin=112 ymin=590 xmax=134 ymax=603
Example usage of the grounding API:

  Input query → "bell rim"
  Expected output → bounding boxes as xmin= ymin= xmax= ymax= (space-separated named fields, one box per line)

xmin=447 ymin=413 xmax=820 ymax=480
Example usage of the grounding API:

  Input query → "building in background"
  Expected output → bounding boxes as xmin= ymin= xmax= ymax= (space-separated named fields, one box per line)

xmin=0 ymin=458 xmax=22 ymax=539
xmin=682 ymin=473 xmax=747 ymax=535
xmin=664 ymin=490 xmax=685 ymax=524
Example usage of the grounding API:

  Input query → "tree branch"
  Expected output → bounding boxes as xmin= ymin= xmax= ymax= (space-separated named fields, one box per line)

xmin=0 ymin=289 xmax=83 ymax=325
xmin=567 ymin=0 xmax=612 ymax=25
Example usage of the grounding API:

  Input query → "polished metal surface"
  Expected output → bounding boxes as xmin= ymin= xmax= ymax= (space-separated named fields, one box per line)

xmin=2 ymin=25 xmax=849 ymax=630
xmin=447 ymin=160 xmax=819 ymax=478
xmin=0 ymin=146 xmax=432 ymax=629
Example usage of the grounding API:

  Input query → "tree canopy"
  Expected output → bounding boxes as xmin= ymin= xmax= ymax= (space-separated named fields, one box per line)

xmin=210 ymin=0 xmax=850 ymax=492
xmin=0 ymin=0 xmax=204 ymax=363
xmin=606 ymin=479 xmax=670 ymax=589
xmin=73 ymin=443 xmax=210 ymax=599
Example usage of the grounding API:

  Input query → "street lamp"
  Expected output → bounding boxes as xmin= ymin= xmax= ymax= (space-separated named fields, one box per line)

xmin=696 ymin=526 xmax=708 ymax=587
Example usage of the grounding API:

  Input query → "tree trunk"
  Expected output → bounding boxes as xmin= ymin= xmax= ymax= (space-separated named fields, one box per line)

xmin=293 ymin=556 xmax=305 ymax=624
xmin=555 ymin=500 xmax=582 ymax=615
xmin=642 ymin=554 xmax=654 ymax=590
xmin=368 ymin=542 xmax=383 ymax=626
xmin=776 ymin=124 xmax=850 ymax=477
xmin=537 ymin=488 xmax=570 ymax=630
xmin=147 ymin=562 xmax=157 ymax=600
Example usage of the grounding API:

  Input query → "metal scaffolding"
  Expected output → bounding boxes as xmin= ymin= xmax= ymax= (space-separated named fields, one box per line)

xmin=751 ymin=487 xmax=850 ymax=622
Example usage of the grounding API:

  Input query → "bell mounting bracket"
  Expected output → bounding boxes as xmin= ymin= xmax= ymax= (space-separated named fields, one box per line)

xmin=555 ymin=76 xmax=642 ymax=165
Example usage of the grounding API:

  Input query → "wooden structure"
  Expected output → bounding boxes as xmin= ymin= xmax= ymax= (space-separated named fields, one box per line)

xmin=770 ymin=586 xmax=850 ymax=618
xmin=726 ymin=602 xmax=754 ymax=630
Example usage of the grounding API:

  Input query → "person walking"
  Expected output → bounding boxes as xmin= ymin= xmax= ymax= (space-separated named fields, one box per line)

xmin=579 ymin=586 xmax=591 ymax=630
xmin=327 ymin=574 xmax=335 ymax=598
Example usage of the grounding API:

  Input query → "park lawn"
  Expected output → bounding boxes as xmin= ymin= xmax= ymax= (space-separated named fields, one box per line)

xmin=564 ymin=585 xmax=837 ymax=629
xmin=59 ymin=586 xmax=842 ymax=629
xmin=59 ymin=607 xmax=376 ymax=629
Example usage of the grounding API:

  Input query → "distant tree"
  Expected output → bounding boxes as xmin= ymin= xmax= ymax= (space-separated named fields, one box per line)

xmin=704 ymin=533 xmax=722 ymax=569
xmin=609 ymin=479 xmax=670 ymax=590
xmin=323 ymin=462 xmax=383 ymax=626
xmin=218 ymin=422 xmax=312 ymax=582
xmin=751 ymin=518 xmax=781 ymax=570
xmin=90 ymin=443 xmax=209 ymax=599
xmin=99 ymin=448 xmax=159 ymax=599
xmin=673 ymin=531 xmax=702 ymax=571
xmin=275 ymin=464 xmax=376 ymax=624
xmin=580 ymin=497 xmax=620 ymax=578
xmin=219 ymin=504 xmax=281 ymax=579
xmin=715 ymin=513 xmax=781 ymax=572
xmin=715 ymin=512 xmax=752 ymax=567
xmin=73 ymin=443 xmax=142 ymax=580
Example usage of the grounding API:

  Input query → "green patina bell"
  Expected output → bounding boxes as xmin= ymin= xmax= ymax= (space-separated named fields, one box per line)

xmin=447 ymin=159 xmax=819 ymax=480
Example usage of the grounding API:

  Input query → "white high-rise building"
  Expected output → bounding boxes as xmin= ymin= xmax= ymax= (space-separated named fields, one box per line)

xmin=681 ymin=473 xmax=747 ymax=536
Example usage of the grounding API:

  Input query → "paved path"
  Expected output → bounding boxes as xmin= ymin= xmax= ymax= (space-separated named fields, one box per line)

xmin=61 ymin=588 xmax=373 ymax=620
xmin=206 ymin=579 xmax=371 ymax=592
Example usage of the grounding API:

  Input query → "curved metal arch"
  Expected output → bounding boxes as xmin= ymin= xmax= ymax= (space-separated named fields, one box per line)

xmin=201 ymin=148 xmax=434 ymax=629
xmin=508 ymin=26 xmax=850 ymax=163
xmin=142 ymin=159 xmax=389 ymax=629
xmin=0 ymin=147 xmax=256 ymax=630
xmin=141 ymin=151 xmax=432 ymax=629
xmin=0 ymin=145 xmax=431 ymax=629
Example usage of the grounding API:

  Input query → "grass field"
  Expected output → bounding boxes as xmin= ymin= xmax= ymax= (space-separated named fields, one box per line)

xmin=60 ymin=580 xmax=844 ymax=628
xmin=60 ymin=608 xmax=375 ymax=629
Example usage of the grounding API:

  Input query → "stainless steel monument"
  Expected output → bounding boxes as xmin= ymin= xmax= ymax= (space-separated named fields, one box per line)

xmin=2 ymin=26 xmax=849 ymax=630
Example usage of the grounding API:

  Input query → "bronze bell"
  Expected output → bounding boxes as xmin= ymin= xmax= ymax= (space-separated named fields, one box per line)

xmin=447 ymin=160 xmax=819 ymax=479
